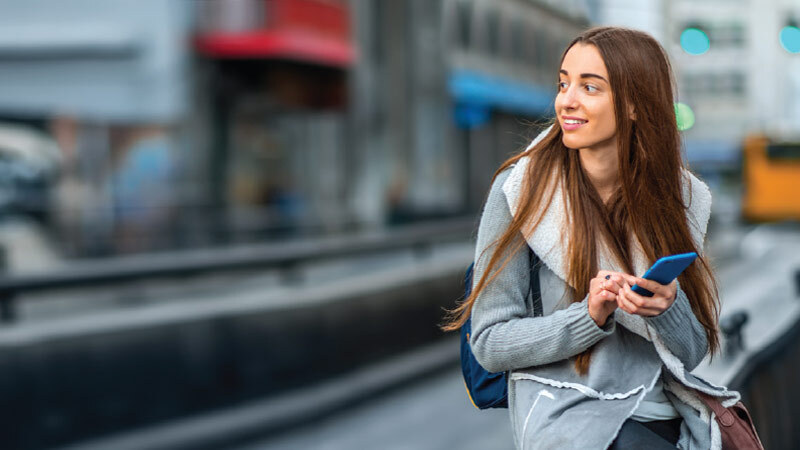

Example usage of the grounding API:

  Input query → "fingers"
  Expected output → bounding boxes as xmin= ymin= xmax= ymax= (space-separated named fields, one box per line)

xmin=616 ymin=284 xmax=639 ymax=313
xmin=595 ymin=272 xmax=625 ymax=295
xmin=597 ymin=270 xmax=678 ymax=316
xmin=603 ymin=276 xmax=625 ymax=295
xmin=590 ymin=275 xmax=619 ymax=305
xmin=616 ymin=283 xmax=664 ymax=316
xmin=620 ymin=274 xmax=669 ymax=298
xmin=596 ymin=270 xmax=627 ymax=280
xmin=590 ymin=280 xmax=616 ymax=302
xmin=598 ymin=288 xmax=617 ymax=302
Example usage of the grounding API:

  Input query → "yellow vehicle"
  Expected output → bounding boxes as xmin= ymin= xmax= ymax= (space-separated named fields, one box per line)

xmin=741 ymin=134 xmax=800 ymax=221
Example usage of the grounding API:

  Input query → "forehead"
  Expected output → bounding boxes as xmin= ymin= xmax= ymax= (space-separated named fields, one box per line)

xmin=560 ymin=43 xmax=608 ymax=78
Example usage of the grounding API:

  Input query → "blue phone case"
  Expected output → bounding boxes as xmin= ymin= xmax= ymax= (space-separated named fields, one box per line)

xmin=631 ymin=252 xmax=698 ymax=297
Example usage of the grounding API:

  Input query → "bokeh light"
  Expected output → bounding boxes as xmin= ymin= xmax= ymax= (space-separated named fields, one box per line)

xmin=680 ymin=28 xmax=710 ymax=55
xmin=779 ymin=26 xmax=800 ymax=53
xmin=674 ymin=102 xmax=695 ymax=131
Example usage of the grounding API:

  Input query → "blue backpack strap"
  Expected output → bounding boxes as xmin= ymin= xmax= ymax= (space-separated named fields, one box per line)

xmin=460 ymin=246 xmax=542 ymax=410
xmin=529 ymin=246 xmax=543 ymax=317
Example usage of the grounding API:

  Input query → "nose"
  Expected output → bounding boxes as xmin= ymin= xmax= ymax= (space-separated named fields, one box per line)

xmin=561 ymin=85 xmax=580 ymax=110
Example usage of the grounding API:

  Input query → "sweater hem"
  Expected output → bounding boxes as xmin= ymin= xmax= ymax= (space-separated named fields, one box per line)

xmin=509 ymin=372 xmax=646 ymax=400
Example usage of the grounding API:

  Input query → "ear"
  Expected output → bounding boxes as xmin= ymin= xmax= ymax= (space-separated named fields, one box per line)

xmin=627 ymin=104 xmax=636 ymax=121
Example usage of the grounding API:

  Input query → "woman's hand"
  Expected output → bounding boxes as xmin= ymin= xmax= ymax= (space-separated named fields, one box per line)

xmin=587 ymin=271 xmax=626 ymax=327
xmin=616 ymin=274 xmax=677 ymax=317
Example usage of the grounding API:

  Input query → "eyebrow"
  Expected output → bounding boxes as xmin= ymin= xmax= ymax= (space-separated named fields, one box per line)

xmin=559 ymin=69 xmax=608 ymax=83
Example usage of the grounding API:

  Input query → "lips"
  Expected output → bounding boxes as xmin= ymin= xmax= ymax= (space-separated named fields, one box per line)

xmin=562 ymin=117 xmax=588 ymax=131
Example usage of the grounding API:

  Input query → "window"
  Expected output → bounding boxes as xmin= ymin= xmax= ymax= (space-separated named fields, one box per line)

xmin=455 ymin=0 xmax=473 ymax=50
xmin=486 ymin=7 xmax=500 ymax=56
xmin=679 ymin=22 xmax=747 ymax=52
xmin=715 ymin=23 xmax=746 ymax=48
xmin=682 ymin=71 xmax=746 ymax=98
xmin=510 ymin=17 xmax=525 ymax=60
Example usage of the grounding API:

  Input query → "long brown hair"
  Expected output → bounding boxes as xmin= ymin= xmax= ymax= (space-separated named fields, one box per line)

xmin=441 ymin=27 xmax=720 ymax=376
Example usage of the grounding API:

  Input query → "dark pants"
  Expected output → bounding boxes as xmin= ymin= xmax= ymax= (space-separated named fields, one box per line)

xmin=608 ymin=418 xmax=682 ymax=449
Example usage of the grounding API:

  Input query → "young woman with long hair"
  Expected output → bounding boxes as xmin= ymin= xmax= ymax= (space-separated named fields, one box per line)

xmin=442 ymin=27 xmax=741 ymax=449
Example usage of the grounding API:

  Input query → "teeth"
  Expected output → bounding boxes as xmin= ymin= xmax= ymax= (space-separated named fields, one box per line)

xmin=565 ymin=119 xmax=586 ymax=124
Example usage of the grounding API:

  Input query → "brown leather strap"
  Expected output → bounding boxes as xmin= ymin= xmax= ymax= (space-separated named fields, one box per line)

xmin=697 ymin=392 xmax=734 ymax=425
xmin=695 ymin=391 xmax=764 ymax=450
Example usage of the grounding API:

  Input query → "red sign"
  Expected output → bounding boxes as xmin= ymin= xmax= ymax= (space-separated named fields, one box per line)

xmin=195 ymin=0 xmax=355 ymax=67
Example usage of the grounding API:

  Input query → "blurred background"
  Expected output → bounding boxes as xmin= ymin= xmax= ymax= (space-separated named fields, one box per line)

xmin=0 ymin=0 xmax=798 ymax=449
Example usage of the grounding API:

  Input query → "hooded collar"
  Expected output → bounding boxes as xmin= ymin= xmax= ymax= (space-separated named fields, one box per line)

xmin=501 ymin=129 xmax=713 ymax=290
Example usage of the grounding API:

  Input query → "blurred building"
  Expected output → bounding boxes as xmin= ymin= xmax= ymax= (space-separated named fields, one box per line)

xmin=193 ymin=0 xmax=354 ymax=242
xmin=195 ymin=0 xmax=590 ymax=237
xmin=0 ymin=0 xmax=595 ymax=261
xmin=0 ymin=0 xmax=191 ymax=258
xmin=351 ymin=0 xmax=589 ymax=221
xmin=584 ymin=0 xmax=667 ymax=42
xmin=666 ymin=0 xmax=800 ymax=168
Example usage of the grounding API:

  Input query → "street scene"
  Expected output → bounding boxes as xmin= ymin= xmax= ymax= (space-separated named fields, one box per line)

xmin=0 ymin=0 xmax=798 ymax=449
xmin=241 ymin=216 xmax=800 ymax=450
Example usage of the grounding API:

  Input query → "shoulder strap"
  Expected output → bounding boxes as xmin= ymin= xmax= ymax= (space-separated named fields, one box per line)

xmin=528 ymin=247 xmax=543 ymax=317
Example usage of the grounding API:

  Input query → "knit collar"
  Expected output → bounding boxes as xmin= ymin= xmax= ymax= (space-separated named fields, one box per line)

xmin=501 ymin=129 xmax=713 ymax=290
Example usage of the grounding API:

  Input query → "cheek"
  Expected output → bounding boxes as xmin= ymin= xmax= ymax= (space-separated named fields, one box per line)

xmin=589 ymin=100 xmax=616 ymax=133
xmin=596 ymin=114 xmax=616 ymax=134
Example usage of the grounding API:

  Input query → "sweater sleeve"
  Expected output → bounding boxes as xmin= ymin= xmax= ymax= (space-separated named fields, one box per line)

xmin=469 ymin=169 xmax=614 ymax=373
xmin=644 ymin=279 xmax=709 ymax=370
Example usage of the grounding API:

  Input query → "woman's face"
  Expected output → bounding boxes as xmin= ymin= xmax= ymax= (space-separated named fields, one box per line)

xmin=555 ymin=43 xmax=617 ymax=151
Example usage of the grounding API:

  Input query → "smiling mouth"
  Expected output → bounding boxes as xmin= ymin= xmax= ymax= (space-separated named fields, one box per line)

xmin=562 ymin=119 xmax=588 ymax=130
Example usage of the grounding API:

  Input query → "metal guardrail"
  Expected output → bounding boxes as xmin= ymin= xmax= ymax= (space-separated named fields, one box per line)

xmin=720 ymin=267 xmax=800 ymax=360
xmin=711 ymin=267 xmax=800 ymax=449
xmin=720 ymin=310 xmax=749 ymax=358
xmin=725 ymin=301 xmax=800 ymax=449
xmin=0 ymin=217 xmax=476 ymax=323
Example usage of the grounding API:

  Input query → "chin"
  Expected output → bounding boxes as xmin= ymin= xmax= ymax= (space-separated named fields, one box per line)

xmin=561 ymin=135 xmax=583 ymax=150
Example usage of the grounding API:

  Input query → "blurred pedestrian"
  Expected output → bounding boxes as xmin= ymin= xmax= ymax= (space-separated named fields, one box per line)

xmin=444 ymin=27 xmax=741 ymax=449
xmin=110 ymin=125 xmax=179 ymax=253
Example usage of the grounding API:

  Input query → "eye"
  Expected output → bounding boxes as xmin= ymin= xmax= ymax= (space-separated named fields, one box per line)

xmin=557 ymin=81 xmax=568 ymax=90
xmin=584 ymin=84 xmax=598 ymax=93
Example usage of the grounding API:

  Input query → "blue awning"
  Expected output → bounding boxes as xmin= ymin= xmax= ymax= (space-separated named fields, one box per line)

xmin=448 ymin=69 xmax=554 ymax=118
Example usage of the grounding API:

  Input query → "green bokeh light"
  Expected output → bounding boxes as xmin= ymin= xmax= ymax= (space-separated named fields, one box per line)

xmin=779 ymin=26 xmax=800 ymax=53
xmin=675 ymin=102 xmax=695 ymax=131
xmin=680 ymin=28 xmax=710 ymax=55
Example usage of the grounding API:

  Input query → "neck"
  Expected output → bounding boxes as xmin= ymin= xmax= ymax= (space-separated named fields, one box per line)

xmin=578 ymin=139 xmax=619 ymax=203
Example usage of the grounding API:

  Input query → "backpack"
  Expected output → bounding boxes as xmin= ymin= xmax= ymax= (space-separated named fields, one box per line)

xmin=460 ymin=246 xmax=542 ymax=409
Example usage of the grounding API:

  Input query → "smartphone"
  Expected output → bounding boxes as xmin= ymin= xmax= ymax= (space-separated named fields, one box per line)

xmin=631 ymin=252 xmax=698 ymax=297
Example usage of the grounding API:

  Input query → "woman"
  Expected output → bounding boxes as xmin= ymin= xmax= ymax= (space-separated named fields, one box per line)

xmin=442 ymin=27 xmax=740 ymax=449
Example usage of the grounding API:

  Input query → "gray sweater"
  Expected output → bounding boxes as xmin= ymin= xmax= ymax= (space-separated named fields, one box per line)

xmin=468 ymin=168 xmax=736 ymax=449
xmin=469 ymin=168 xmax=709 ymax=374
